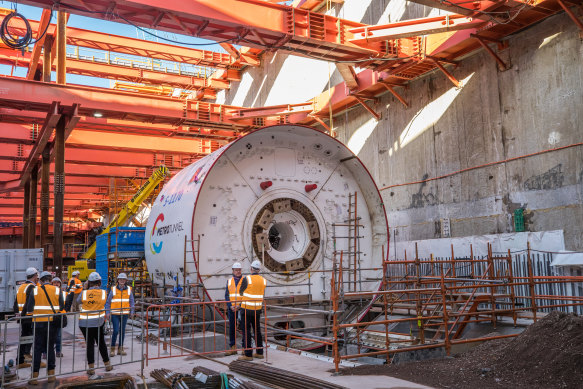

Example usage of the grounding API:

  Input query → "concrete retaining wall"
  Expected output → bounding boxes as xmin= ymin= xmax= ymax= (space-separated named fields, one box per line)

xmin=219 ymin=2 xmax=583 ymax=250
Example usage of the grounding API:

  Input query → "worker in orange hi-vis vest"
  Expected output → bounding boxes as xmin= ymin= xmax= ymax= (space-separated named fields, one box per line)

xmin=67 ymin=270 xmax=83 ymax=312
xmin=24 ymin=271 xmax=65 ymax=385
xmin=105 ymin=273 xmax=135 ymax=357
xmin=13 ymin=267 xmax=38 ymax=369
xmin=77 ymin=272 xmax=113 ymax=376
xmin=224 ymin=262 xmax=243 ymax=356
xmin=237 ymin=260 xmax=267 ymax=361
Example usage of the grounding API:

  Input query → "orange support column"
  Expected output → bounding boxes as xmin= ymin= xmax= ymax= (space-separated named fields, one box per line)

xmin=53 ymin=116 xmax=66 ymax=273
xmin=40 ymin=148 xmax=50 ymax=258
xmin=43 ymin=35 xmax=53 ymax=82
xmin=28 ymin=167 xmax=38 ymax=248
xmin=56 ymin=11 xmax=67 ymax=85
xmin=22 ymin=180 xmax=30 ymax=249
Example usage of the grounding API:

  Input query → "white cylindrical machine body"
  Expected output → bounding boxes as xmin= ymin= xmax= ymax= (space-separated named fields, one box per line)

xmin=145 ymin=125 xmax=388 ymax=301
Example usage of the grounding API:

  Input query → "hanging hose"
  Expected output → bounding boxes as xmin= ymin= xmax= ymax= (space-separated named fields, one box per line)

xmin=0 ymin=8 xmax=54 ymax=49
xmin=0 ymin=12 xmax=32 ymax=49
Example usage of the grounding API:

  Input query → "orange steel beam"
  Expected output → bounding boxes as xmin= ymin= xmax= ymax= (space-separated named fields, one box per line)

xmin=65 ymin=129 xmax=217 ymax=155
xmin=0 ymin=48 xmax=229 ymax=94
xmin=15 ymin=0 xmax=408 ymax=67
xmin=1 ymin=143 xmax=202 ymax=169
xmin=380 ymin=83 xmax=408 ymax=108
xmin=0 ymin=160 xmax=164 ymax=179
xmin=558 ymin=0 xmax=583 ymax=32
xmin=0 ymin=108 xmax=239 ymax=140
xmin=336 ymin=64 xmax=359 ymax=90
xmin=0 ymin=77 xmax=248 ymax=130
xmin=349 ymin=15 xmax=487 ymax=43
xmin=26 ymin=8 xmax=53 ymax=80
xmin=2 ymin=12 xmax=259 ymax=69
xmin=0 ymin=78 xmax=315 ymax=131
xmin=19 ymin=102 xmax=61 ymax=185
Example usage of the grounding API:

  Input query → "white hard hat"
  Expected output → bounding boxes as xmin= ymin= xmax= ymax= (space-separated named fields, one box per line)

xmin=117 ymin=273 xmax=128 ymax=280
xmin=232 ymin=262 xmax=242 ymax=270
xmin=52 ymin=277 xmax=62 ymax=284
xmin=251 ymin=260 xmax=262 ymax=269
xmin=88 ymin=272 xmax=102 ymax=282
xmin=39 ymin=271 xmax=52 ymax=280
xmin=72 ymin=270 xmax=81 ymax=276
xmin=25 ymin=267 xmax=38 ymax=277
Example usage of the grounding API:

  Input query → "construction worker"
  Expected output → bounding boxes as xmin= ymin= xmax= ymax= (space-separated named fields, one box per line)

xmin=24 ymin=271 xmax=64 ymax=385
xmin=224 ymin=262 xmax=243 ymax=356
xmin=51 ymin=277 xmax=68 ymax=358
xmin=68 ymin=270 xmax=83 ymax=311
xmin=13 ymin=267 xmax=38 ymax=369
xmin=105 ymin=273 xmax=134 ymax=357
xmin=238 ymin=260 xmax=267 ymax=361
xmin=78 ymin=272 xmax=112 ymax=375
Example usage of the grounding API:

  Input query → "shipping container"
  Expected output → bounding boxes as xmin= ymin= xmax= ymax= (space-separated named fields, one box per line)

xmin=0 ymin=249 xmax=44 ymax=318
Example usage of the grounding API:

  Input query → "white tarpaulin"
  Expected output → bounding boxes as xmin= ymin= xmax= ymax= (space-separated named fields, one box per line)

xmin=389 ymin=230 xmax=565 ymax=260
xmin=550 ymin=251 xmax=583 ymax=267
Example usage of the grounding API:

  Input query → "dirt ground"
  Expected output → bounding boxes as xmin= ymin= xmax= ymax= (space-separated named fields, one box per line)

xmin=338 ymin=311 xmax=583 ymax=388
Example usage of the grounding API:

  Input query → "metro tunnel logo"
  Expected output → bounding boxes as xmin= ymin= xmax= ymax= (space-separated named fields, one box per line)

xmin=150 ymin=213 xmax=164 ymax=254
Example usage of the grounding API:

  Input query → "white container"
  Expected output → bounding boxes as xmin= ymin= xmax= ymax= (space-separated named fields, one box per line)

xmin=0 ymin=249 xmax=44 ymax=315
xmin=145 ymin=125 xmax=388 ymax=302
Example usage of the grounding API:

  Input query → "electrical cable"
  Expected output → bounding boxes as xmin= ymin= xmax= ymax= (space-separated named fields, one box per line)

xmin=0 ymin=7 xmax=54 ymax=49
xmin=380 ymin=141 xmax=583 ymax=191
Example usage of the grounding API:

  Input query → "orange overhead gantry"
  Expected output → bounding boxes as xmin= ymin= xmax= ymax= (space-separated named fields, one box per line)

xmin=0 ymin=48 xmax=227 ymax=98
xmin=16 ymin=0 xmax=415 ymax=63
xmin=1 ymin=0 xmax=582 ymax=247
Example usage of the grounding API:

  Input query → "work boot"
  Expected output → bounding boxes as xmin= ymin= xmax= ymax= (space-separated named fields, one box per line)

xmin=24 ymin=354 xmax=32 ymax=362
xmin=48 ymin=369 xmax=56 ymax=382
xmin=237 ymin=355 xmax=253 ymax=361
xmin=225 ymin=345 xmax=237 ymax=356
xmin=110 ymin=346 xmax=117 ymax=357
xmin=17 ymin=362 xmax=31 ymax=369
xmin=28 ymin=372 xmax=39 ymax=385
xmin=39 ymin=361 xmax=46 ymax=368
xmin=118 ymin=346 xmax=127 ymax=356
xmin=105 ymin=361 xmax=113 ymax=372
xmin=253 ymin=353 xmax=264 ymax=359
xmin=87 ymin=363 xmax=95 ymax=375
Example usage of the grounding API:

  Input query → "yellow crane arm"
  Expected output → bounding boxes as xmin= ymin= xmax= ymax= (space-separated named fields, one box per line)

xmin=82 ymin=166 xmax=170 ymax=259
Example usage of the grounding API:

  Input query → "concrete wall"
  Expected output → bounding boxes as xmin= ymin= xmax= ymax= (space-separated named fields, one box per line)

xmin=219 ymin=3 xmax=583 ymax=250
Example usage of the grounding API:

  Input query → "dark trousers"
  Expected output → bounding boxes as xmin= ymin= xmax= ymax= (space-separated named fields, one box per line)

xmin=55 ymin=328 xmax=62 ymax=353
xmin=80 ymin=325 xmax=110 ymax=365
xmin=110 ymin=314 xmax=129 ymax=347
xmin=33 ymin=321 xmax=58 ymax=372
xmin=242 ymin=309 xmax=263 ymax=357
xmin=17 ymin=318 xmax=33 ymax=364
xmin=228 ymin=308 xmax=239 ymax=347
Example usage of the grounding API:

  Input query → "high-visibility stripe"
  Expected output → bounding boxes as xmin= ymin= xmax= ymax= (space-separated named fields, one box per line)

xmin=243 ymin=293 xmax=264 ymax=299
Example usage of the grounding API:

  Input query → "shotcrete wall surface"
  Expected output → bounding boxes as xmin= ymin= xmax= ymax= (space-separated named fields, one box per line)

xmin=218 ymin=1 xmax=583 ymax=250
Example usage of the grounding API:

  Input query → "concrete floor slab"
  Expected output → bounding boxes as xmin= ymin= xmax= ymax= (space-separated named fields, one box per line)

xmin=1 ymin=320 xmax=430 ymax=388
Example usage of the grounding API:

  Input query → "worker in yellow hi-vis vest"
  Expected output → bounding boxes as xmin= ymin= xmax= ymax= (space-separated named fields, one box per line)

xmin=13 ymin=267 xmax=38 ymax=369
xmin=105 ymin=273 xmax=135 ymax=357
xmin=25 ymin=271 xmax=65 ymax=385
xmin=77 ymin=272 xmax=113 ymax=376
xmin=237 ymin=260 xmax=266 ymax=361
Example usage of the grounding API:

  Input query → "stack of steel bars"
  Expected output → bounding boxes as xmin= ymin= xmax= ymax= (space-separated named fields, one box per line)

xmin=229 ymin=360 xmax=347 ymax=389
